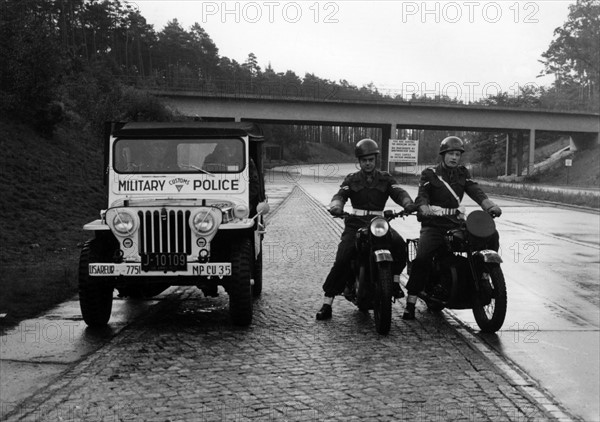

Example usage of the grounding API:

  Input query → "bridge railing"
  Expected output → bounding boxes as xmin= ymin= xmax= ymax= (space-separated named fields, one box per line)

xmin=117 ymin=75 xmax=599 ymax=112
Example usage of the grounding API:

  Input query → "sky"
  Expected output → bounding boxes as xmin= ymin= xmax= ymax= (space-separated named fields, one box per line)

xmin=130 ymin=0 xmax=574 ymax=102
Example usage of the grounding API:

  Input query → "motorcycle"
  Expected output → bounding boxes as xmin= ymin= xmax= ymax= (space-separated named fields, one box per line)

xmin=407 ymin=209 xmax=507 ymax=333
xmin=338 ymin=210 xmax=410 ymax=335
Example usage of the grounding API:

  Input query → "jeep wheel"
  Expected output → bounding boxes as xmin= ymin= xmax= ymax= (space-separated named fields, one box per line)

xmin=79 ymin=239 xmax=114 ymax=327
xmin=229 ymin=238 xmax=253 ymax=326
xmin=252 ymin=250 xmax=263 ymax=297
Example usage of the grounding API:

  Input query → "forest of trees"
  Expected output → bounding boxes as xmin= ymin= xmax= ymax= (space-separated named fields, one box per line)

xmin=0 ymin=0 xmax=597 ymax=168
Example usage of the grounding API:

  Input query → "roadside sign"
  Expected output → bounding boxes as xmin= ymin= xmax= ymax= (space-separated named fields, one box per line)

xmin=565 ymin=159 xmax=572 ymax=167
xmin=389 ymin=139 xmax=419 ymax=164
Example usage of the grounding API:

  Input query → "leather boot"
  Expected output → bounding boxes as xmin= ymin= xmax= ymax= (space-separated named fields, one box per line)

xmin=402 ymin=302 xmax=416 ymax=320
xmin=316 ymin=304 xmax=332 ymax=320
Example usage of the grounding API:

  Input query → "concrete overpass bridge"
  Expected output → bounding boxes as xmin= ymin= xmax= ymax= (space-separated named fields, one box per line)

xmin=151 ymin=90 xmax=599 ymax=174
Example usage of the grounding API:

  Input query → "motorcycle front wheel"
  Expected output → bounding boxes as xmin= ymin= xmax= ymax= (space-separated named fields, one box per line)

xmin=472 ymin=264 xmax=507 ymax=333
xmin=373 ymin=262 xmax=393 ymax=335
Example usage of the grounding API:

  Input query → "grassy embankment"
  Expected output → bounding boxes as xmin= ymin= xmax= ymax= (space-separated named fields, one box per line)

xmin=479 ymin=140 xmax=599 ymax=209
xmin=0 ymin=120 xmax=105 ymax=328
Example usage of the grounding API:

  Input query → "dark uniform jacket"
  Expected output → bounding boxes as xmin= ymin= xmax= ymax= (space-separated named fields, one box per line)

xmin=332 ymin=169 xmax=412 ymax=214
xmin=415 ymin=163 xmax=488 ymax=228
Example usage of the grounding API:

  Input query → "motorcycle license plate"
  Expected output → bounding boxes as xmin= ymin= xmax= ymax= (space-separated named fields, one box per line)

xmin=141 ymin=253 xmax=187 ymax=272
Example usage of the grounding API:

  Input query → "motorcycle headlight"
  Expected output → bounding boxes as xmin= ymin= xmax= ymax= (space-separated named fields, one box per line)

xmin=112 ymin=211 xmax=137 ymax=235
xmin=370 ymin=217 xmax=389 ymax=237
xmin=192 ymin=210 xmax=216 ymax=234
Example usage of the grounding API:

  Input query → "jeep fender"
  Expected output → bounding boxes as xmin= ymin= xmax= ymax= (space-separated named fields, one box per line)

xmin=83 ymin=219 xmax=110 ymax=231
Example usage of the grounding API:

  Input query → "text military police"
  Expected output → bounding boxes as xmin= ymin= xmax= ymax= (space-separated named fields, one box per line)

xmin=402 ymin=136 xmax=502 ymax=320
xmin=316 ymin=138 xmax=417 ymax=320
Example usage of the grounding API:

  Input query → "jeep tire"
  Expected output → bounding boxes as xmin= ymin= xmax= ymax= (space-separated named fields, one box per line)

xmin=79 ymin=239 xmax=114 ymax=327
xmin=228 ymin=237 xmax=253 ymax=326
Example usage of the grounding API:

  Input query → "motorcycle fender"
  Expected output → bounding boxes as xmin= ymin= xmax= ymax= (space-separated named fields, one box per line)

xmin=475 ymin=249 xmax=503 ymax=264
xmin=374 ymin=249 xmax=393 ymax=262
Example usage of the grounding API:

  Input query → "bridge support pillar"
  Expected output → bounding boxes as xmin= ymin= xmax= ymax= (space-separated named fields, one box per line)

xmin=381 ymin=125 xmax=393 ymax=171
xmin=504 ymin=134 xmax=512 ymax=176
xmin=516 ymin=131 xmax=524 ymax=176
xmin=528 ymin=128 xmax=536 ymax=176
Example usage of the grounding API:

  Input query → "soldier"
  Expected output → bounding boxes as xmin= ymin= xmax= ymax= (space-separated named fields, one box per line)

xmin=203 ymin=141 xmax=243 ymax=171
xmin=316 ymin=139 xmax=417 ymax=320
xmin=403 ymin=136 xmax=502 ymax=320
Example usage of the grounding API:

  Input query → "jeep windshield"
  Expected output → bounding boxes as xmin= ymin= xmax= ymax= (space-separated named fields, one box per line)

xmin=114 ymin=138 xmax=246 ymax=174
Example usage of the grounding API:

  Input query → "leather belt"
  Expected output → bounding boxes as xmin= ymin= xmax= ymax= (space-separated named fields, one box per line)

xmin=352 ymin=209 xmax=384 ymax=216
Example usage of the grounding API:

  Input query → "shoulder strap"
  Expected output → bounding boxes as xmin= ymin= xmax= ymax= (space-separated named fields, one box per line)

xmin=432 ymin=168 xmax=461 ymax=206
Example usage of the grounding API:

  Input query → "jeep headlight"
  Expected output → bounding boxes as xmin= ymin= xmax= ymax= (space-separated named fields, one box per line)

xmin=192 ymin=210 xmax=216 ymax=234
xmin=370 ymin=217 xmax=389 ymax=237
xmin=113 ymin=211 xmax=136 ymax=235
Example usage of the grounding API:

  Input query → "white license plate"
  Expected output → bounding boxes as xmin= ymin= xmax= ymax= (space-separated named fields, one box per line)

xmin=89 ymin=263 xmax=231 ymax=277
xmin=192 ymin=263 xmax=232 ymax=277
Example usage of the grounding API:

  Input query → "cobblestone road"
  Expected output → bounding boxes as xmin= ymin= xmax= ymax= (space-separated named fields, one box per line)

xmin=4 ymin=185 xmax=570 ymax=421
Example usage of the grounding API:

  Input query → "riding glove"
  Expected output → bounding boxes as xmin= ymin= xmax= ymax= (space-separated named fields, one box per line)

xmin=328 ymin=199 xmax=344 ymax=216
xmin=481 ymin=199 xmax=502 ymax=217
xmin=403 ymin=203 xmax=418 ymax=213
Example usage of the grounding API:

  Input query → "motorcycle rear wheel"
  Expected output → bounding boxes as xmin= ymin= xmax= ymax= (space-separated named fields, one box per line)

xmin=472 ymin=264 xmax=507 ymax=333
xmin=373 ymin=262 xmax=393 ymax=335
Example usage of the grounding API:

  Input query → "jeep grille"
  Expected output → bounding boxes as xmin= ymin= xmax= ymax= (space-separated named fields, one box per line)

xmin=138 ymin=210 xmax=192 ymax=254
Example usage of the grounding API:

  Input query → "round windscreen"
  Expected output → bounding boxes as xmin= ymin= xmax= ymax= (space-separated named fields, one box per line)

xmin=466 ymin=210 xmax=496 ymax=238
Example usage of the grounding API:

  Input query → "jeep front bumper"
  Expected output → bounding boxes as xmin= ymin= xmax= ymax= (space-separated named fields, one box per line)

xmin=89 ymin=262 xmax=231 ymax=277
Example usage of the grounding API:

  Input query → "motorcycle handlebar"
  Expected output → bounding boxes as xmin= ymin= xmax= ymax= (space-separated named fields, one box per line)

xmin=332 ymin=210 xmax=416 ymax=220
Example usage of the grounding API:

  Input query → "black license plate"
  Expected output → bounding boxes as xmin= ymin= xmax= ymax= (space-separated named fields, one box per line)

xmin=141 ymin=253 xmax=187 ymax=272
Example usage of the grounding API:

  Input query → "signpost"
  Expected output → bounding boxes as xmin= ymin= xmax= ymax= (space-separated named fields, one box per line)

xmin=565 ymin=158 xmax=572 ymax=184
xmin=388 ymin=139 xmax=419 ymax=175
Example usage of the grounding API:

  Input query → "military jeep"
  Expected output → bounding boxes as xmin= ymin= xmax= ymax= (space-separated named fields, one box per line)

xmin=79 ymin=121 xmax=268 ymax=327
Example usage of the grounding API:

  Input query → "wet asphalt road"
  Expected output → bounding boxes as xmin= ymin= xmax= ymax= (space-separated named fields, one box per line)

xmin=279 ymin=163 xmax=600 ymax=422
